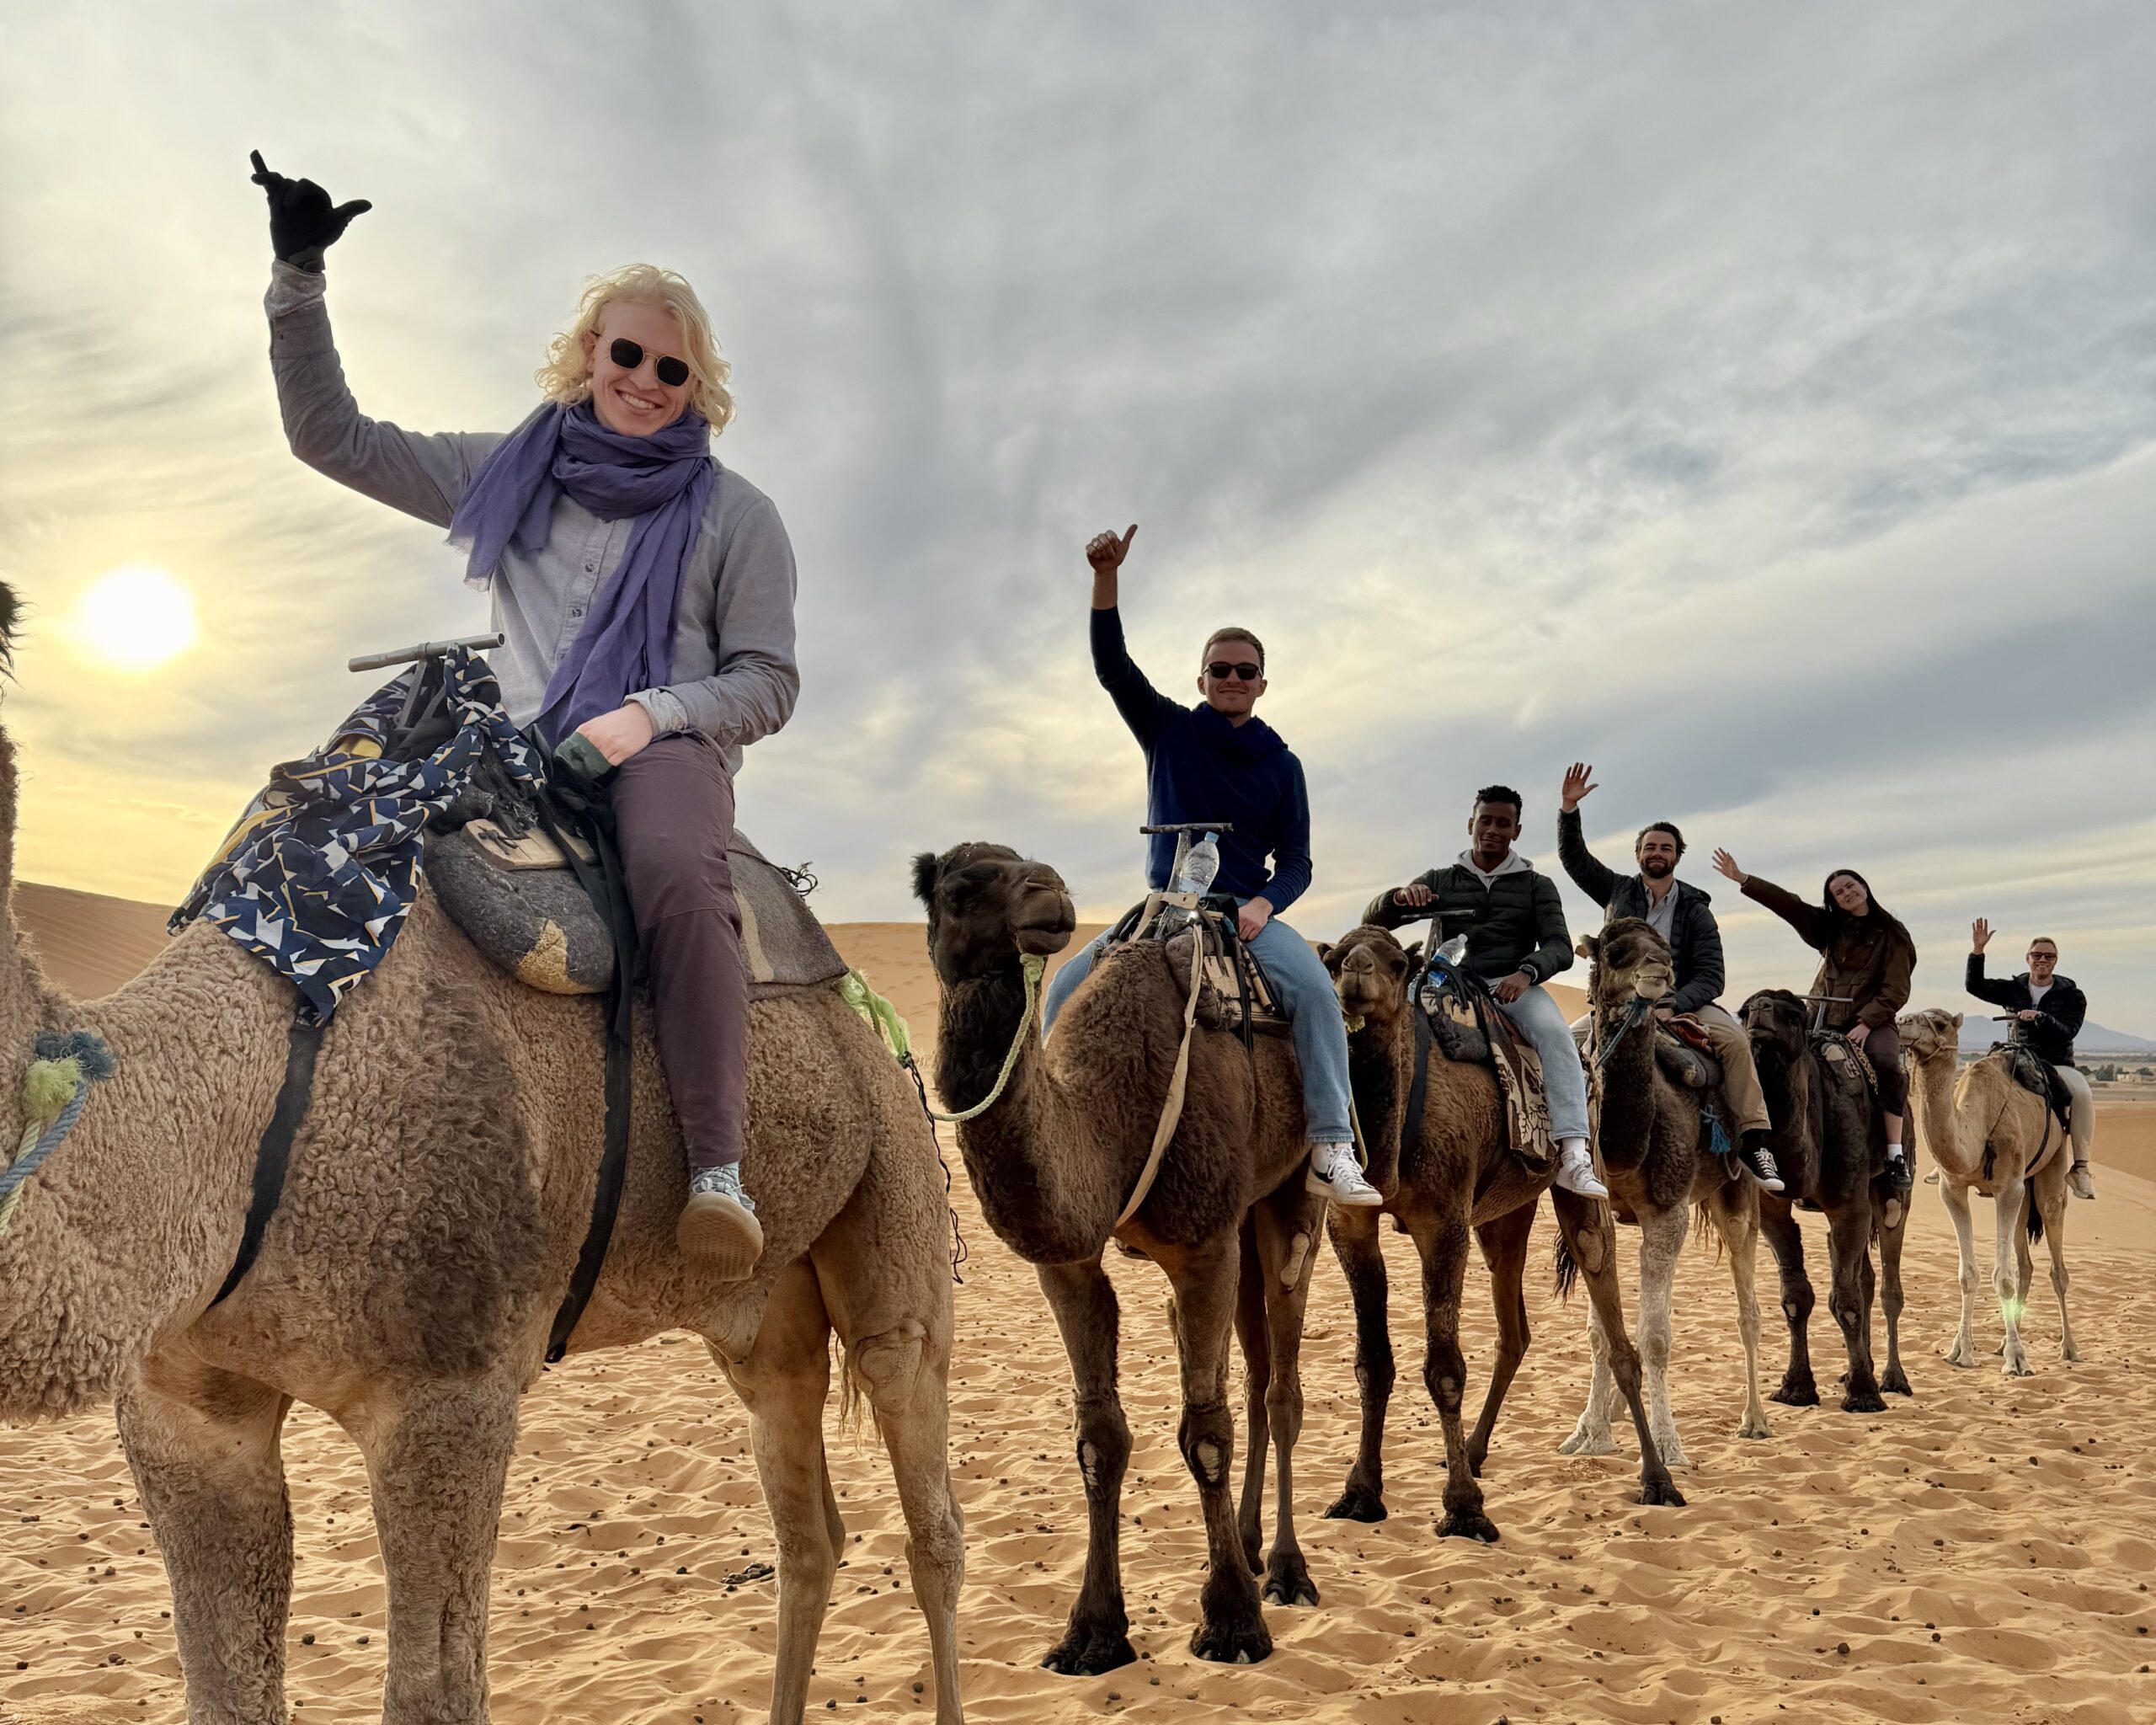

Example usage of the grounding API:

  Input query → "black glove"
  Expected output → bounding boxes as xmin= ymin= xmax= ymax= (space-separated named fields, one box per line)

xmin=248 ymin=149 xmax=371 ymax=271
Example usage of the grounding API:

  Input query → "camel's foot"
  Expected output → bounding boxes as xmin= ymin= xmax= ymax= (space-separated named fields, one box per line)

xmin=1736 ymin=1407 xmax=1774 ymax=1440
xmin=1437 ymin=1503 xmax=1501 ymax=1544
xmin=1770 ymin=1374 xmax=1819 ymax=1407
xmin=1558 ymin=1421 xmax=1618 ymax=1458
xmin=1653 ymin=1442 xmax=1691 ymax=1471
xmin=1881 ymin=1363 xmax=1913 ymax=1397
xmin=1944 ymin=1337 xmax=1979 ymax=1370
xmin=1262 ymin=1548 xmax=1320 ymax=1609
xmin=1041 ymin=1618 xmax=1137 ymax=1677
xmin=2000 ymin=1349 xmax=2035 ymax=1380
xmin=1322 ymin=1482 xmax=1387 ymax=1524
xmin=1638 ymin=1473 xmax=1687 ymax=1509
xmin=1841 ymin=1384 xmax=1887 ymax=1414
xmin=2063 ymin=1339 xmax=2083 ymax=1365
xmin=1189 ymin=1589 xmax=1272 ymax=1667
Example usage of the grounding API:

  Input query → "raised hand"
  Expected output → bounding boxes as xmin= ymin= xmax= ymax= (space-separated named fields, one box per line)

xmin=1560 ymin=761 xmax=1598 ymax=814
xmin=248 ymin=149 xmax=372 ymax=268
xmin=1085 ymin=524 xmax=1137 ymax=573
xmin=1710 ymin=847 xmax=1746 ymax=885
xmin=1971 ymin=917 xmax=1993 ymax=954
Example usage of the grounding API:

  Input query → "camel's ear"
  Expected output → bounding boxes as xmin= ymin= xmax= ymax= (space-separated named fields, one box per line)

xmin=1577 ymin=934 xmax=1601 ymax=962
xmin=1404 ymin=940 xmax=1425 ymax=967
xmin=910 ymin=851 xmax=942 ymax=907
xmin=1315 ymin=941 xmax=1334 ymax=968
xmin=1951 ymin=1012 xmax=1964 ymax=1030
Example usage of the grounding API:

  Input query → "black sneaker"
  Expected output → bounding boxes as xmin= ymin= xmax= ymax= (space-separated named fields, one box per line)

xmin=1884 ymin=1151 xmax=1913 ymax=1198
xmin=1737 ymin=1130 xmax=1785 ymax=1194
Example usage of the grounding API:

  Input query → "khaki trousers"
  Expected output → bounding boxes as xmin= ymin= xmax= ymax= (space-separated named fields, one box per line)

xmin=2057 ymin=1063 xmax=2095 ymax=1167
xmin=1691 ymin=1001 xmax=1773 ymax=1135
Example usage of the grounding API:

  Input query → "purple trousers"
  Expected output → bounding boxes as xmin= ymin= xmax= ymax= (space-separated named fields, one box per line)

xmin=610 ymin=732 xmax=747 ymax=1176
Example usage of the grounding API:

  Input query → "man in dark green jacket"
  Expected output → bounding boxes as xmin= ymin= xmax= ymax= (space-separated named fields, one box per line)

xmin=1364 ymin=785 xmax=1607 ymax=1198
xmin=1555 ymin=763 xmax=1782 ymax=1192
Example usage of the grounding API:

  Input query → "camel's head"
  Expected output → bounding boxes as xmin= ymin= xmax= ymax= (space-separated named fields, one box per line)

xmin=1576 ymin=916 xmax=1673 ymax=1011
xmin=1740 ymin=987 xmax=1809 ymax=1063
xmin=1897 ymin=1007 xmax=1962 ymax=1064
xmin=912 ymin=842 xmax=1077 ymax=982
xmin=1323 ymin=924 xmax=1414 ymax=1031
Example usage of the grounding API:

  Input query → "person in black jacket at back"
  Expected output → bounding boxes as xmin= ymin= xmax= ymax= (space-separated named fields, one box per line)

xmin=1967 ymin=922 xmax=2095 ymax=1199
xmin=1554 ymin=763 xmax=1782 ymax=1192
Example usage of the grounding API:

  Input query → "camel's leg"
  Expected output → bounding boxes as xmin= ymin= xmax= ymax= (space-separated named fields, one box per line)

xmin=1939 ymin=1178 xmax=1983 ymax=1369
xmin=1466 ymin=1202 xmax=1536 ymax=1477
xmin=1708 ymin=1183 xmax=1773 ymax=1439
xmin=116 ymin=1360 xmax=295 ymax=1725
xmin=1990 ymin=1175 xmax=2035 ymax=1377
xmin=1876 ymin=1186 xmax=1913 ymax=1397
xmin=1250 ymin=1188 xmax=1323 ymax=1608
xmin=1557 ymin=1291 xmax=1619 ymax=1458
xmin=1034 ymin=1258 xmax=1137 ymax=1675
xmin=1823 ymin=1199 xmax=1885 ymax=1411
xmin=2040 ymin=1182 xmax=2079 ymax=1363
xmin=718 ymin=1259 xmax=846 ymax=1725
xmin=1758 ymin=1198 xmax=1819 ymax=1406
xmin=1232 ymin=1215 xmax=1271 ymax=1574
xmin=1632 ymin=1203 xmax=1689 ymax=1468
xmin=1404 ymin=1205 xmax=1499 ymax=1541
xmin=1321 ymin=1204 xmax=1394 ymax=1523
xmin=1550 ymin=1188 xmax=1684 ymax=1509
xmin=350 ymin=1377 xmax=520 ymax=1724
xmin=1164 ymin=1238 xmax=1273 ymax=1665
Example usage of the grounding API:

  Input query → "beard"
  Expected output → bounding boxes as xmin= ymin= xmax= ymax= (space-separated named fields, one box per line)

xmin=1640 ymin=857 xmax=1675 ymax=879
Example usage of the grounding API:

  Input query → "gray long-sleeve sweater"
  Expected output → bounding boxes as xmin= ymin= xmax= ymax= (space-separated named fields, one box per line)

xmin=264 ymin=263 xmax=798 ymax=769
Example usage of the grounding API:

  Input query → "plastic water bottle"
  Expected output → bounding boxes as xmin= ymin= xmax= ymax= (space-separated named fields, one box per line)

xmin=1172 ymin=831 xmax=1221 ymax=900
xmin=1420 ymin=933 xmax=1469 ymax=1012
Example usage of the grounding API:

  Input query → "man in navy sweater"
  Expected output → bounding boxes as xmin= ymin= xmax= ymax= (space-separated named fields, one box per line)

xmin=1042 ymin=524 xmax=1380 ymax=1207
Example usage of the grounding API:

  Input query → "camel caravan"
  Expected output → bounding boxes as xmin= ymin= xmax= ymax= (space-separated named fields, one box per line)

xmin=0 ymin=155 xmax=2103 ymax=1722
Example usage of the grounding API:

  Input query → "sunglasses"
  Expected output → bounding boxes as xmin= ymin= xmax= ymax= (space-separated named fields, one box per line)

xmin=607 ymin=337 xmax=691 ymax=389
xmin=1204 ymin=660 xmax=1263 ymax=681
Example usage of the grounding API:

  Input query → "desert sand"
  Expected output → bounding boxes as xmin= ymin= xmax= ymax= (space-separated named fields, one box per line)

xmin=3 ymin=901 xmax=2153 ymax=1724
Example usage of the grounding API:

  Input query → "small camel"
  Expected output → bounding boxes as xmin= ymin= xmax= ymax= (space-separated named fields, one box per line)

xmin=0 ymin=585 xmax=964 ymax=1725
xmin=914 ymin=841 xmax=1326 ymax=1671
xmin=1741 ymin=987 xmax=1911 ymax=1413
xmin=1899 ymin=1007 xmax=2077 ymax=1375
xmin=1311 ymin=926 xmax=1682 ymax=1539
xmin=1562 ymin=920 xmax=1772 ymax=1466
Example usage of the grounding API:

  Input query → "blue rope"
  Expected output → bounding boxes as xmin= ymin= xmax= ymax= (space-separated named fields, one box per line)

xmin=0 ymin=1078 xmax=92 ymax=1206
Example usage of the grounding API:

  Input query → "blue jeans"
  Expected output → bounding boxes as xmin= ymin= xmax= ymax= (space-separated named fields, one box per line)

xmin=1043 ymin=907 xmax=1354 ymax=1142
xmin=1495 ymin=981 xmax=1590 ymax=1142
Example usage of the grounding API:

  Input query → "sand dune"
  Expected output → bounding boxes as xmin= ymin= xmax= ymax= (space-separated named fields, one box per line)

xmin=4 ymin=904 xmax=2152 ymax=1723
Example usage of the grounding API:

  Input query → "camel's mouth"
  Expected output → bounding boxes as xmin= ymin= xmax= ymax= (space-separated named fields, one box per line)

xmin=1628 ymin=968 xmax=1673 ymax=1003
xmin=1333 ymin=973 xmax=1398 ymax=1023
xmin=1013 ymin=905 xmax=1076 ymax=956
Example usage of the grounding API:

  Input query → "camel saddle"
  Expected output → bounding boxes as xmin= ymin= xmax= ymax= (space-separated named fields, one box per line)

xmin=1994 ymin=1044 xmax=2074 ymax=1146
xmin=424 ymin=812 xmax=847 ymax=1001
xmin=1102 ymin=894 xmax=1290 ymax=1039
xmin=1407 ymin=982 xmax=1556 ymax=1173
xmin=1652 ymin=1017 xmax=1724 ymax=1091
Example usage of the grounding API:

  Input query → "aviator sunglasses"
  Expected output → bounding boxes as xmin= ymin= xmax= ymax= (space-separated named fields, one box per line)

xmin=607 ymin=337 xmax=692 ymax=389
xmin=1205 ymin=660 xmax=1263 ymax=681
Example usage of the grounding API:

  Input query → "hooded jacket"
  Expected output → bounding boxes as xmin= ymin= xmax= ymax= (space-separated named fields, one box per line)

xmin=1556 ymin=808 xmax=1726 ymax=1013
xmin=1362 ymin=849 xmax=1574 ymax=984
xmin=1091 ymin=607 xmax=1312 ymax=911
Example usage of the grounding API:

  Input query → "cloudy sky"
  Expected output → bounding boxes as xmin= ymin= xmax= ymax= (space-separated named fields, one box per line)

xmin=3 ymin=3 xmax=2153 ymax=1030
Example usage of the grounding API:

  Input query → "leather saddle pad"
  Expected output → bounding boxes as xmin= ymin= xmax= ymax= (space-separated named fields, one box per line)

xmin=424 ymin=818 xmax=848 ymax=1000
xmin=1653 ymin=1030 xmax=1723 ymax=1091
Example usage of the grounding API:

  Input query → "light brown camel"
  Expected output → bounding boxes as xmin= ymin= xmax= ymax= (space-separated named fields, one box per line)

xmin=1899 ymin=1007 xmax=2078 ymax=1375
xmin=913 ymin=841 xmax=1326 ymax=1672
xmin=0 ymin=586 xmax=963 ymax=1725
xmin=1563 ymin=921 xmax=1771 ymax=1466
xmin=1311 ymin=926 xmax=1682 ymax=1540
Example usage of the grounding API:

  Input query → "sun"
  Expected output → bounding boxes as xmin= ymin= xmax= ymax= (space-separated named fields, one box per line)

xmin=72 ymin=565 xmax=200 ymax=671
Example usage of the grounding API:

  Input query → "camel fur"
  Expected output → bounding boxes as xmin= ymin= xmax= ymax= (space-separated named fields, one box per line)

xmin=1898 ymin=1007 xmax=2077 ymax=1375
xmin=1566 ymin=920 xmax=1771 ymax=1466
xmin=1739 ymin=986 xmax=1910 ymax=1413
xmin=914 ymin=841 xmax=1326 ymax=1672
xmin=1308 ymin=926 xmax=1681 ymax=1540
xmin=0 ymin=582 xmax=964 ymax=1725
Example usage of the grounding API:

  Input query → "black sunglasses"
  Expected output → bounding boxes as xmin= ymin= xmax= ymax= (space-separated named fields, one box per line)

xmin=608 ymin=337 xmax=691 ymax=389
xmin=1204 ymin=660 xmax=1262 ymax=681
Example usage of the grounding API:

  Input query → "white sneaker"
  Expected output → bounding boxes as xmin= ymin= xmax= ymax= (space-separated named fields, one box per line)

xmin=2068 ymin=1162 xmax=2095 ymax=1200
xmin=1307 ymin=1140 xmax=1383 ymax=1207
xmin=1552 ymin=1143 xmax=1609 ymax=1199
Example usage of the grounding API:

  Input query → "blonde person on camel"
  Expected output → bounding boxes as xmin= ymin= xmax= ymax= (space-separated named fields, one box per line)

xmin=248 ymin=152 xmax=797 ymax=1276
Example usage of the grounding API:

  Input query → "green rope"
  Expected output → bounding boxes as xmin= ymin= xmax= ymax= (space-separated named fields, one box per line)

xmin=0 ymin=1031 xmax=117 ymax=1238
xmin=924 ymin=953 xmax=1046 ymax=1124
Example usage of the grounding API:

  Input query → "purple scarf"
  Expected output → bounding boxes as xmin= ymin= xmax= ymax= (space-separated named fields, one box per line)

xmin=448 ymin=400 xmax=716 ymax=743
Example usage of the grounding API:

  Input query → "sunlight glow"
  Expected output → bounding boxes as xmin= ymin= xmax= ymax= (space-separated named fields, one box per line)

xmin=72 ymin=565 xmax=200 ymax=670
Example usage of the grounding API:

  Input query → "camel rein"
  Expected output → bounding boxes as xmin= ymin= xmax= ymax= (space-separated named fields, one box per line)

xmin=1115 ymin=926 xmax=1208 ymax=1231
xmin=0 ymin=1033 xmax=118 ymax=1240
xmin=925 ymin=953 xmax=1048 ymax=1124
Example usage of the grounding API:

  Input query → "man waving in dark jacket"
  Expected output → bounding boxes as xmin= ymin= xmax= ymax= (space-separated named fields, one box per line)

xmin=1554 ymin=763 xmax=1782 ymax=1192
xmin=1968 ymin=922 xmax=2095 ymax=1199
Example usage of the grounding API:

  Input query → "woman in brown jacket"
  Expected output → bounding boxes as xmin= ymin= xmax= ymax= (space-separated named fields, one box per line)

xmin=1710 ymin=851 xmax=1918 ymax=1195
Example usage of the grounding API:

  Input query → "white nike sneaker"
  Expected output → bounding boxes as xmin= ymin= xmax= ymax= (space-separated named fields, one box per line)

xmin=1552 ymin=1143 xmax=1610 ymax=1199
xmin=1307 ymin=1140 xmax=1383 ymax=1207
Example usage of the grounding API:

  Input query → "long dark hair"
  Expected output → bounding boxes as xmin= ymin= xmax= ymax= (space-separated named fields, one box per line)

xmin=1820 ymin=868 xmax=1914 ymax=953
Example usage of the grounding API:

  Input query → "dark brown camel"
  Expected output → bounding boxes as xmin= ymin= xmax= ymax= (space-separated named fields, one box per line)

xmin=1302 ymin=926 xmax=1681 ymax=1541
xmin=1565 ymin=921 xmax=1771 ymax=1463
xmin=1740 ymin=987 xmax=1911 ymax=1412
xmin=914 ymin=842 xmax=1327 ymax=1672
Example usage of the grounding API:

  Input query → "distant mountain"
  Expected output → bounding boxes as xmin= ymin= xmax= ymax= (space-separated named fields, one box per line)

xmin=1956 ymin=1014 xmax=2156 ymax=1055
